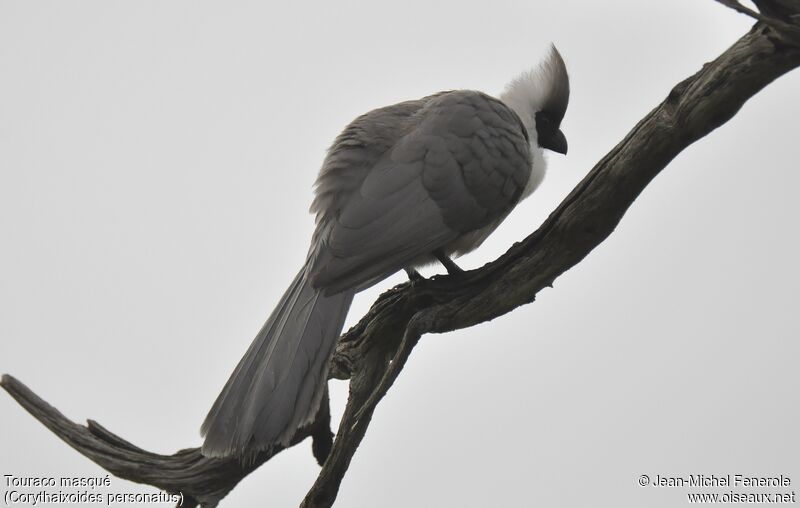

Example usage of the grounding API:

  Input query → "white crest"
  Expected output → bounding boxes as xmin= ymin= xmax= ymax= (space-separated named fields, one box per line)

xmin=500 ymin=44 xmax=570 ymax=135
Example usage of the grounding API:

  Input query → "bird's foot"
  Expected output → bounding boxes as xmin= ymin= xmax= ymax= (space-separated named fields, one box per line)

xmin=404 ymin=267 xmax=425 ymax=282
xmin=434 ymin=250 xmax=464 ymax=275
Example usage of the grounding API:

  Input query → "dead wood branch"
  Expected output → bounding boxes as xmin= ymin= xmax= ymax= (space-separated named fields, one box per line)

xmin=4 ymin=2 xmax=800 ymax=506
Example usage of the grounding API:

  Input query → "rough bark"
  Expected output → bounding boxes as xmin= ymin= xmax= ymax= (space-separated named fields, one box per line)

xmin=3 ymin=2 xmax=799 ymax=507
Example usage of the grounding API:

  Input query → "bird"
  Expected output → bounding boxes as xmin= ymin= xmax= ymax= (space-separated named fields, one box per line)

xmin=200 ymin=45 xmax=570 ymax=459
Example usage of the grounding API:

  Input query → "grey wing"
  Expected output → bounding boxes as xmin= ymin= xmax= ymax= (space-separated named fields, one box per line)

xmin=309 ymin=90 xmax=532 ymax=295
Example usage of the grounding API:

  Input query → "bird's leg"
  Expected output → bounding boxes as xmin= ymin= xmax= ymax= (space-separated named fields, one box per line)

xmin=404 ymin=267 xmax=424 ymax=282
xmin=433 ymin=249 xmax=464 ymax=274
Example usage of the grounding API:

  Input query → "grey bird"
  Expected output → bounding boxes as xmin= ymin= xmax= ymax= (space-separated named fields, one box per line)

xmin=201 ymin=45 xmax=570 ymax=459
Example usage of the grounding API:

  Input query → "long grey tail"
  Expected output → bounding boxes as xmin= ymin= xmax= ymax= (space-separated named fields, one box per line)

xmin=200 ymin=264 xmax=354 ymax=458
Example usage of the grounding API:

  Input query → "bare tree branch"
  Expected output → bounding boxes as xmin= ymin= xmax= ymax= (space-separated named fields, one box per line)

xmin=303 ymin=15 xmax=800 ymax=507
xmin=1 ymin=374 xmax=310 ymax=507
xmin=717 ymin=0 xmax=772 ymax=22
xmin=716 ymin=0 xmax=800 ymax=41
xmin=3 ymin=3 xmax=800 ymax=507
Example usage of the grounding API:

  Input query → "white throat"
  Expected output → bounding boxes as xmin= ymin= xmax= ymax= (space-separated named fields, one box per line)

xmin=499 ymin=64 xmax=556 ymax=202
xmin=521 ymin=125 xmax=547 ymax=201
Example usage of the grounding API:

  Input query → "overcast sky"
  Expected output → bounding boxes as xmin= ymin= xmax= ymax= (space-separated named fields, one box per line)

xmin=2 ymin=1 xmax=798 ymax=507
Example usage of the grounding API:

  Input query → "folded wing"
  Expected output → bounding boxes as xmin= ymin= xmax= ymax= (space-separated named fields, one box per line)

xmin=309 ymin=90 xmax=532 ymax=295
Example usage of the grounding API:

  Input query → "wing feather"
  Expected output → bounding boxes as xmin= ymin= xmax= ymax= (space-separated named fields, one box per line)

xmin=309 ymin=90 xmax=532 ymax=294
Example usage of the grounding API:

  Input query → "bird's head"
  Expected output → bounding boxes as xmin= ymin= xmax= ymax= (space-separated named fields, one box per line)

xmin=500 ymin=45 xmax=570 ymax=155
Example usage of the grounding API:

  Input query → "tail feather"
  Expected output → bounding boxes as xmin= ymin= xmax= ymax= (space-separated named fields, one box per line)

xmin=201 ymin=265 xmax=353 ymax=458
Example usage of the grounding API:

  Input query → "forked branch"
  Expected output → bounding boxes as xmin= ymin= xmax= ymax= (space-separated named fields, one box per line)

xmin=3 ymin=2 xmax=799 ymax=507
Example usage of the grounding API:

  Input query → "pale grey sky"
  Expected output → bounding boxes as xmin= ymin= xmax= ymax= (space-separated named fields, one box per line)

xmin=1 ymin=1 xmax=798 ymax=507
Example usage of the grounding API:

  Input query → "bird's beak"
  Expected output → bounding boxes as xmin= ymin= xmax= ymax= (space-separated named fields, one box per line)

xmin=541 ymin=129 xmax=568 ymax=155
